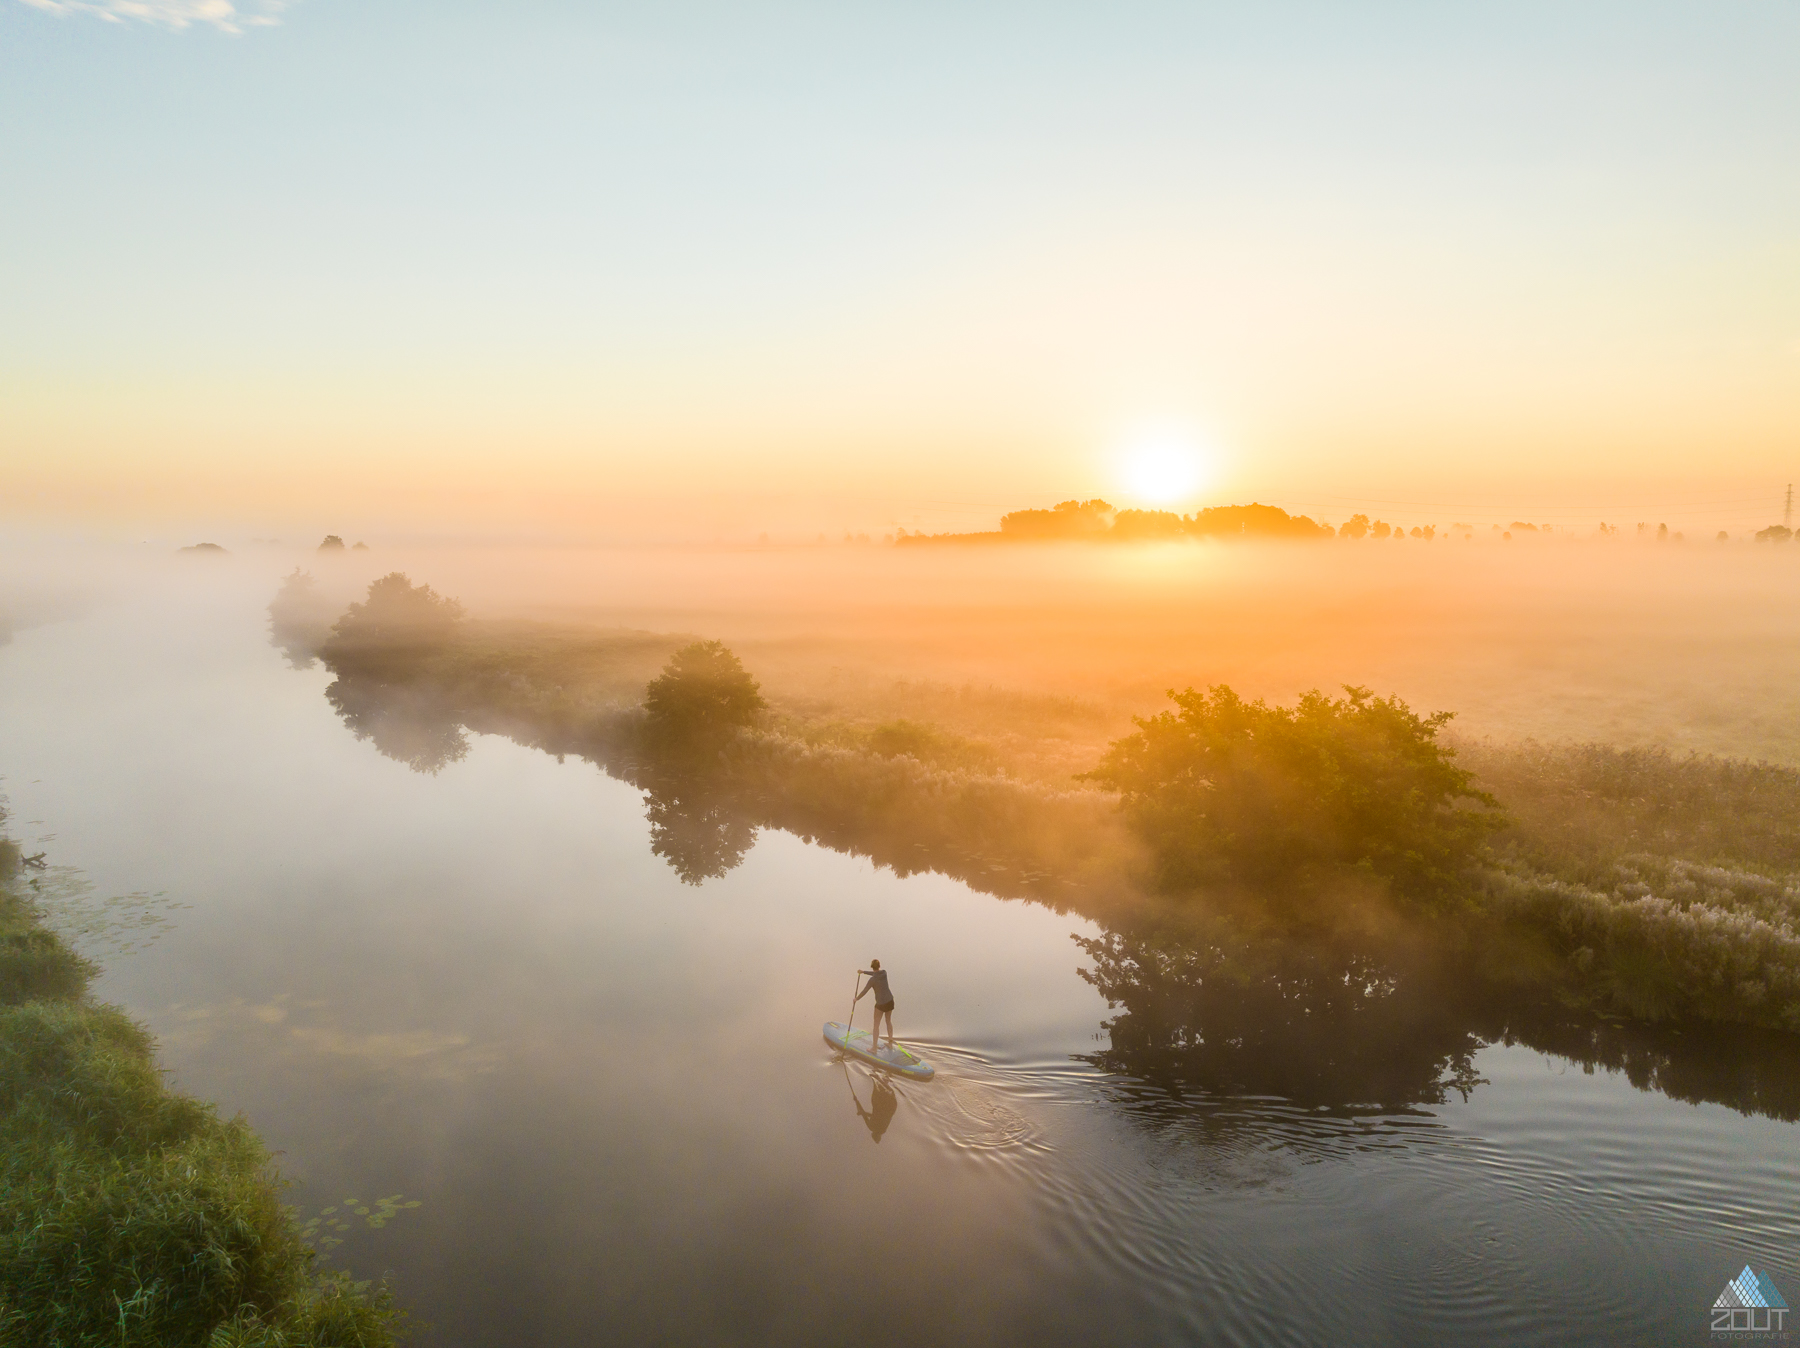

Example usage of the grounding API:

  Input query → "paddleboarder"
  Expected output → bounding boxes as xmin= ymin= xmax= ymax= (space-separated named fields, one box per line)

xmin=855 ymin=959 xmax=896 ymax=1051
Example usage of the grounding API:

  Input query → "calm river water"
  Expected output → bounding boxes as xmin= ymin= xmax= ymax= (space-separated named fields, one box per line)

xmin=3 ymin=570 xmax=1798 ymax=1346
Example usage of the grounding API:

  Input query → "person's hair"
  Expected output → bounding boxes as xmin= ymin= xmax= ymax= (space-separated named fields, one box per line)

xmin=869 ymin=958 xmax=880 ymax=969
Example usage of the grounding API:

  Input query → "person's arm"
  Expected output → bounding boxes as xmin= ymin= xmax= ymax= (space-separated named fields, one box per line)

xmin=853 ymin=977 xmax=869 ymax=1002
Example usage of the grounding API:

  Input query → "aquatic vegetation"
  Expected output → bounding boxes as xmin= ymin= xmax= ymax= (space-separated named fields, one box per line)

xmin=311 ymin=581 xmax=1138 ymax=905
xmin=1452 ymin=742 xmax=1800 ymax=1028
xmin=861 ymin=718 xmax=998 ymax=772
xmin=0 ymin=805 xmax=404 ymax=1347
xmin=296 ymin=1196 xmax=423 ymax=1253
xmin=16 ymin=856 xmax=188 ymax=961
xmin=1077 ymin=693 xmax=1800 ymax=1029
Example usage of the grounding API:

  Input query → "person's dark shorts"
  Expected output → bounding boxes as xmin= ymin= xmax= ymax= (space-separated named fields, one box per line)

xmin=876 ymin=1001 xmax=895 ymax=1014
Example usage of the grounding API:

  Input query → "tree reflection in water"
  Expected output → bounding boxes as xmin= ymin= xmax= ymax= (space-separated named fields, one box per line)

xmin=636 ymin=760 xmax=758 ymax=885
xmin=267 ymin=568 xmax=340 ymax=671
xmin=1075 ymin=920 xmax=1800 ymax=1123
xmin=319 ymin=675 xmax=758 ymax=884
xmin=1075 ymin=925 xmax=1486 ymax=1111
xmin=325 ymin=677 xmax=470 ymax=776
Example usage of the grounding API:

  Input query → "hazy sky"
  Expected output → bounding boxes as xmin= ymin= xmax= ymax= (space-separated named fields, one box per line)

xmin=3 ymin=0 xmax=1797 ymax=539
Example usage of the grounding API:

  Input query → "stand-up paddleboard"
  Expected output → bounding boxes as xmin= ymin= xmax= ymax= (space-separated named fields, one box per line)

xmin=823 ymin=1022 xmax=935 ymax=1080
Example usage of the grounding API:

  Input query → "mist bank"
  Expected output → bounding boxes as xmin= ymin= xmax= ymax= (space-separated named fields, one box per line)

xmin=286 ymin=571 xmax=1800 ymax=1042
xmin=0 ymin=806 xmax=404 ymax=1346
xmin=241 ymin=532 xmax=1800 ymax=767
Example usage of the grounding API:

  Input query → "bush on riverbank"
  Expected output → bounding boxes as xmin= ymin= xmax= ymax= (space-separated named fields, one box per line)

xmin=0 ymin=808 xmax=403 ymax=1347
xmin=1081 ymin=684 xmax=1505 ymax=908
xmin=644 ymin=640 xmax=767 ymax=746
xmin=322 ymin=572 xmax=465 ymax=675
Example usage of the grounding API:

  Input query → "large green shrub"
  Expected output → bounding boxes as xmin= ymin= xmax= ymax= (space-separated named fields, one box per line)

xmin=1083 ymin=684 xmax=1504 ymax=905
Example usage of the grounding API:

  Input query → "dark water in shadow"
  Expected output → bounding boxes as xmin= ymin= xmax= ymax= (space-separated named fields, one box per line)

xmin=3 ymin=574 xmax=1798 ymax=1346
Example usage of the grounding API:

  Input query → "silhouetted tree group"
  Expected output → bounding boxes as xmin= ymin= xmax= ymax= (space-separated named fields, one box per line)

xmin=900 ymin=500 xmax=1336 ymax=545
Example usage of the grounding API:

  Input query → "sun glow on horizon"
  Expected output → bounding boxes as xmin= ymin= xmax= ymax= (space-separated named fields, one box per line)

xmin=1115 ymin=431 xmax=1214 ymax=508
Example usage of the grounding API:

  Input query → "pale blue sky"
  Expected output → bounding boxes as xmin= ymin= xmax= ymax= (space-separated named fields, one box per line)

xmin=4 ymin=0 xmax=1797 ymax=536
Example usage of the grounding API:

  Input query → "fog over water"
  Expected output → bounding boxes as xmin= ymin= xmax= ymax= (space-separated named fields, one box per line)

xmin=3 ymin=540 xmax=1798 ymax=1344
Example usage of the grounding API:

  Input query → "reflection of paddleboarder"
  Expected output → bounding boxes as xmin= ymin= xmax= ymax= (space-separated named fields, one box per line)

xmin=852 ymin=1074 xmax=898 ymax=1143
xmin=855 ymin=959 xmax=896 ymax=1051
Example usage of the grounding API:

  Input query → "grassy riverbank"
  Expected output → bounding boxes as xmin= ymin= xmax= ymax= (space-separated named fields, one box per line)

xmin=298 ymin=574 xmax=1800 ymax=1036
xmin=0 ymin=809 xmax=404 ymax=1347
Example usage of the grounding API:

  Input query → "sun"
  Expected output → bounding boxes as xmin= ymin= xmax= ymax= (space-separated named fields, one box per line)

xmin=1118 ymin=432 xmax=1209 ymax=507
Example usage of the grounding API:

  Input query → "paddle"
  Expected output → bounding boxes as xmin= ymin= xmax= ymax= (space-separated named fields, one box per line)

xmin=839 ymin=1058 xmax=866 ymax=1113
xmin=846 ymin=969 xmax=865 ymax=1043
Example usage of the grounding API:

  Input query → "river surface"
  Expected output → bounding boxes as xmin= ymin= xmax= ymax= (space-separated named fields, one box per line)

xmin=3 ymin=572 xmax=1798 ymax=1346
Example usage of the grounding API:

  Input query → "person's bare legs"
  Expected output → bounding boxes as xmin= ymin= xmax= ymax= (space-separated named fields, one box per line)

xmin=876 ymin=1006 xmax=893 ymax=1050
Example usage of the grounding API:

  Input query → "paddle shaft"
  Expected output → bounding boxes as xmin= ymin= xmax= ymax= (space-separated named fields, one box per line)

xmin=847 ymin=970 xmax=864 ymax=1038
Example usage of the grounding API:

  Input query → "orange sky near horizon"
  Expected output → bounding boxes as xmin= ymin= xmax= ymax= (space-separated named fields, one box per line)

xmin=3 ymin=1 xmax=1797 ymax=542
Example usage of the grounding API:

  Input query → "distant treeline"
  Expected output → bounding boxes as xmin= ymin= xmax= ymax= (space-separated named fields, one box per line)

xmin=896 ymin=499 xmax=1800 ymax=546
xmin=897 ymin=500 xmax=1382 ymax=545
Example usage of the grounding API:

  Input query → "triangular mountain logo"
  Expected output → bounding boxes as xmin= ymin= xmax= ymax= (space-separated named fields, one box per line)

xmin=1712 ymin=1266 xmax=1790 ymax=1334
xmin=1714 ymin=1265 xmax=1789 ymax=1311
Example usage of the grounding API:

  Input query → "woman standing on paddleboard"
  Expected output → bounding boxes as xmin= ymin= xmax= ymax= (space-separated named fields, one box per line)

xmin=856 ymin=959 xmax=896 ymax=1050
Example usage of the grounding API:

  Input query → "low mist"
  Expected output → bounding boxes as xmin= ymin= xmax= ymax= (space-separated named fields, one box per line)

xmin=29 ymin=531 xmax=1788 ymax=765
